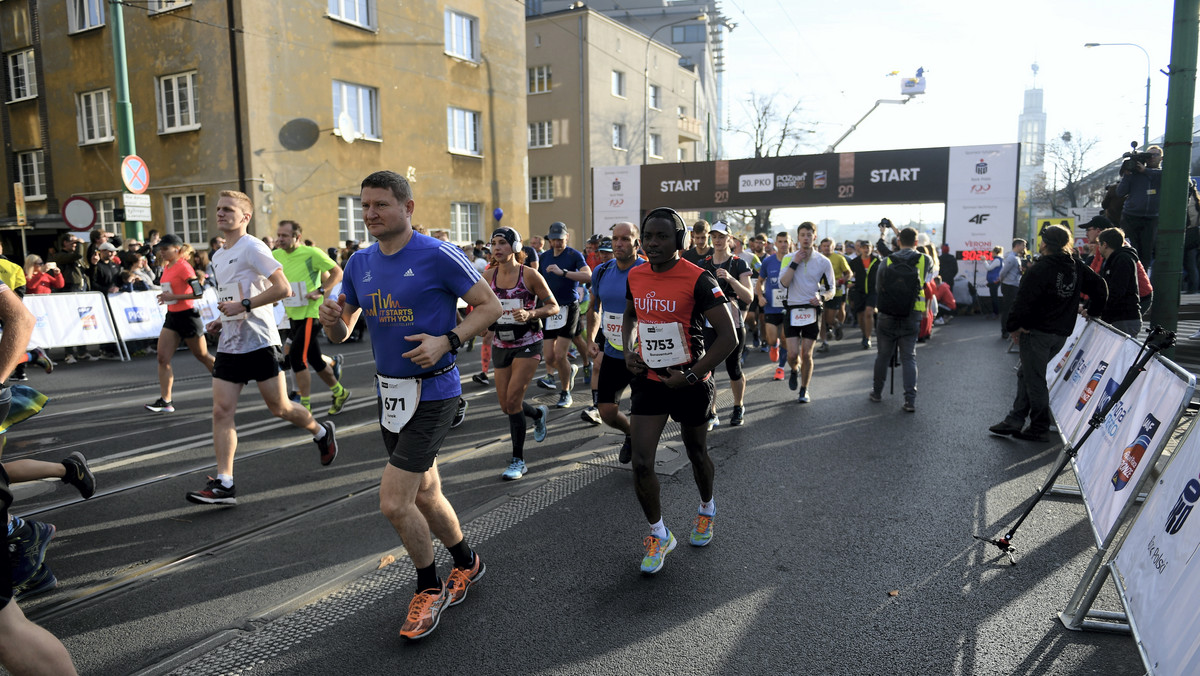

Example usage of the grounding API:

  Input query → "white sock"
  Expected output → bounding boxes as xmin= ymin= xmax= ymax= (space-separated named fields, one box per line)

xmin=313 ymin=424 xmax=327 ymax=441
xmin=216 ymin=473 xmax=234 ymax=488
xmin=700 ymin=498 xmax=715 ymax=516
xmin=649 ymin=519 xmax=668 ymax=540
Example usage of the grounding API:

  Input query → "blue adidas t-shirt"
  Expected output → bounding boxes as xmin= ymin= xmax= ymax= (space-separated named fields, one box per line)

xmin=341 ymin=233 xmax=481 ymax=401
xmin=539 ymin=246 xmax=586 ymax=306
xmin=760 ymin=255 xmax=785 ymax=315
xmin=591 ymin=258 xmax=644 ymax=359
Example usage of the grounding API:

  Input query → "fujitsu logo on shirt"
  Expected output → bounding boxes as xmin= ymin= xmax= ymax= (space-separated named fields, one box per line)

xmin=635 ymin=290 xmax=675 ymax=313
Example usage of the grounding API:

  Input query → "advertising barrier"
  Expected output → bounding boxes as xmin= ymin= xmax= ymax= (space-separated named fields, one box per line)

xmin=23 ymin=292 xmax=124 ymax=356
xmin=1049 ymin=320 xmax=1137 ymax=447
xmin=106 ymin=290 xmax=168 ymax=342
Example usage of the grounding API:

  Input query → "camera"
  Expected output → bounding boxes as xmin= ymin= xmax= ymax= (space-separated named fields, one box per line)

xmin=1120 ymin=141 xmax=1153 ymax=173
xmin=878 ymin=218 xmax=892 ymax=229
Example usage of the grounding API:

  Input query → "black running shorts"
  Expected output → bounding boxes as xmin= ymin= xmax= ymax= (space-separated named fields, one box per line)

xmin=213 ymin=346 xmax=284 ymax=384
xmin=382 ymin=396 xmax=459 ymax=473
xmin=630 ymin=376 xmax=714 ymax=427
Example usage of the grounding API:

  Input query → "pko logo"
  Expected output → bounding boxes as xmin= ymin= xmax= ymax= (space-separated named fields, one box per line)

xmin=125 ymin=307 xmax=149 ymax=324
xmin=612 ymin=178 xmax=621 ymax=191
xmin=975 ymin=159 xmax=988 ymax=175
xmin=1165 ymin=473 xmax=1200 ymax=535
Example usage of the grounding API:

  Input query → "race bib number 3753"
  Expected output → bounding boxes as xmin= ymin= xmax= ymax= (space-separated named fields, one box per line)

xmin=638 ymin=321 xmax=689 ymax=368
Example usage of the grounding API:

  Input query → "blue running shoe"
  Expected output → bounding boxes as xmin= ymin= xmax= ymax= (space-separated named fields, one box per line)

xmin=533 ymin=405 xmax=549 ymax=442
xmin=9 ymin=520 xmax=55 ymax=589
xmin=788 ymin=369 xmax=799 ymax=391
xmin=332 ymin=353 xmax=344 ymax=382
xmin=14 ymin=564 xmax=57 ymax=601
xmin=641 ymin=530 xmax=676 ymax=574
xmin=501 ymin=458 xmax=527 ymax=480
xmin=690 ymin=510 xmax=715 ymax=547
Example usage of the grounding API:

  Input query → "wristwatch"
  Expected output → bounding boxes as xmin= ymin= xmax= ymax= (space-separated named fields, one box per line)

xmin=444 ymin=330 xmax=462 ymax=354
xmin=241 ymin=298 xmax=252 ymax=312
xmin=683 ymin=369 xmax=700 ymax=385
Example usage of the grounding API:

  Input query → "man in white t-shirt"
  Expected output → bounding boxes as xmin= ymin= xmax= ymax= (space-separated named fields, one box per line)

xmin=185 ymin=190 xmax=338 ymax=506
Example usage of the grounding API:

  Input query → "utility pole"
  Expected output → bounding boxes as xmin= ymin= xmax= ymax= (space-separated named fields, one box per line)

xmin=109 ymin=0 xmax=143 ymax=240
xmin=1149 ymin=0 xmax=1199 ymax=352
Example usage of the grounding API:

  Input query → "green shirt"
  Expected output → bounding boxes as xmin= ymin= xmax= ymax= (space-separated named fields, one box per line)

xmin=273 ymin=245 xmax=338 ymax=319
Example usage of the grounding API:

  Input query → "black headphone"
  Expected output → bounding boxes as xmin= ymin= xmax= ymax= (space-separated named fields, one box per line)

xmin=641 ymin=207 xmax=687 ymax=251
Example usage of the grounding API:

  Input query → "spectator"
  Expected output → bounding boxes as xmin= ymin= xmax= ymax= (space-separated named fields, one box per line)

xmin=997 ymin=239 xmax=1027 ymax=340
xmin=127 ymin=254 xmax=158 ymax=290
xmin=1116 ymin=145 xmax=1163 ymax=267
xmin=938 ymin=244 xmax=958 ymax=282
xmin=207 ymin=235 xmax=225 ymax=264
xmin=1097 ymin=227 xmax=1143 ymax=338
xmin=190 ymin=249 xmax=211 ymax=287
xmin=50 ymin=235 xmax=86 ymax=292
xmin=984 ymin=245 xmax=1004 ymax=318
xmin=23 ymin=257 xmax=63 ymax=295
xmin=90 ymin=243 xmax=123 ymax=294
xmin=1186 ymin=180 xmax=1200 ymax=294
xmin=932 ymin=275 xmax=956 ymax=324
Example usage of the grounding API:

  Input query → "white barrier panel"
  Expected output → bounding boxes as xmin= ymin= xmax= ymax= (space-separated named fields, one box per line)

xmin=1112 ymin=420 xmax=1200 ymax=675
xmin=1051 ymin=322 xmax=1135 ymax=446
xmin=106 ymin=291 xmax=168 ymax=341
xmin=1075 ymin=355 xmax=1192 ymax=546
xmin=23 ymin=292 xmax=119 ymax=349
xmin=1046 ymin=315 xmax=1087 ymax=390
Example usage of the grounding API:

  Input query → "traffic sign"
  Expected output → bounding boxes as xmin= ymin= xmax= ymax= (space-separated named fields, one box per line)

xmin=121 ymin=155 xmax=150 ymax=195
xmin=123 ymin=192 xmax=152 ymax=222
xmin=13 ymin=183 xmax=26 ymax=227
xmin=63 ymin=196 xmax=96 ymax=231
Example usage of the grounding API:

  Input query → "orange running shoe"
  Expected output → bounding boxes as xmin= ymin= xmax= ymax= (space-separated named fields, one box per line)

xmin=446 ymin=554 xmax=486 ymax=607
xmin=773 ymin=367 xmax=785 ymax=381
xmin=398 ymin=583 xmax=448 ymax=640
xmin=768 ymin=345 xmax=779 ymax=363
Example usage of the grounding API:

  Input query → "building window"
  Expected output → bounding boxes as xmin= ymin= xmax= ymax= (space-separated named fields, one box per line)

xmin=450 ymin=202 xmax=480 ymax=243
xmin=672 ymin=24 xmax=706 ymax=43
xmin=157 ymin=71 xmax=199 ymax=133
xmin=530 ymin=176 xmax=554 ymax=202
xmin=611 ymin=71 xmax=626 ymax=98
xmin=332 ymin=80 xmax=380 ymax=140
xmin=7 ymin=49 xmax=36 ymax=101
xmin=648 ymin=84 xmax=661 ymax=110
xmin=649 ymin=134 xmax=662 ymax=159
xmin=96 ymin=198 xmax=117 ymax=229
xmin=338 ymin=196 xmax=367 ymax=243
xmin=149 ymin=0 xmax=191 ymax=12
xmin=528 ymin=121 xmax=552 ymax=149
xmin=447 ymin=107 xmax=481 ymax=155
xmin=168 ymin=193 xmax=207 ymax=246
xmin=76 ymin=89 xmax=113 ymax=145
xmin=678 ymin=105 xmax=687 ymax=117
xmin=678 ymin=147 xmax=688 ymax=162
xmin=612 ymin=123 xmax=627 ymax=150
xmin=17 ymin=151 xmax=45 ymax=201
xmin=528 ymin=65 xmax=551 ymax=94
xmin=327 ymin=0 xmax=374 ymax=29
xmin=69 ymin=0 xmax=105 ymax=32
xmin=444 ymin=9 xmax=479 ymax=62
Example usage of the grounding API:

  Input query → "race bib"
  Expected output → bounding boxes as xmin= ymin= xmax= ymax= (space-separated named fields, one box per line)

xmin=771 ymin=288 xmax=786 ymax=307
xmin=497 ymin=298 xmax=522 ymax=325
xmin=638 ymin=321 xmax=689 ymax=369
xmin=282 ymin=281 xmax=308 ymax=307
xmin=790 ymin=307 xmax=817 ymax=327
xmin=546 ymin=307 xmax=568 ymax=331
xmin=377 ymin=375 xmax=421 ymax=434
xmin=216 ymin=282 xmax=246 ymax=321
xmin=603 ymin=311 xmax=626 ymax=350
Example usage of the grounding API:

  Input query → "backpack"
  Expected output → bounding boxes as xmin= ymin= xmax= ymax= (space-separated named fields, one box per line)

xmin=877 ymin=252 xmax=925 ymax=318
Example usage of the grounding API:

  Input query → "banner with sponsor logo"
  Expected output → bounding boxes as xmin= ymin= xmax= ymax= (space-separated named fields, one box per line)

xmin=1050 ymin=321 xmax=1133 ymax=447
xmin=106 ymin=290 xmax=168 ymax=341
xmin=944 ymin=144 xmax=1020 ymax=286
xmin=23 ymin=292 xmax=120 ymax=349
xmin=591 ymin=165 xmax=641 ymax=239
xmin=1046 ymin=314 xmax=1088 ymax=390
xmin=1112 ymin=418 xmax=1200 ymax=676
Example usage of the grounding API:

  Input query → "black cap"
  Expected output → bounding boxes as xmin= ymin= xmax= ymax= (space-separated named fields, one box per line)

xmin=546 ymin=222 xmax=568 ymax=239
xmin=155 ymin=233 xmax=184 ymax=248
xmin=1084 ymin=215 xmax=1112 ymax=231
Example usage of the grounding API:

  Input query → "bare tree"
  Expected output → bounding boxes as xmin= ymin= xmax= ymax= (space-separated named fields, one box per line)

xmin=725 ymin=92 xmax=811 ymax=235
xmin=1044 ymin=131 xmax=1102 ymax=214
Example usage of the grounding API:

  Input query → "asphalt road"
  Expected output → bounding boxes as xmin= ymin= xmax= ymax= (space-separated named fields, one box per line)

xmin=4 ymin=314 xmax=1152 ymax=676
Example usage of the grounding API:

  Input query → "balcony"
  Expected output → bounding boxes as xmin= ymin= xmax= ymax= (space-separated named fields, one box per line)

xmin=677 ymin=115 xmax=702 ymax=142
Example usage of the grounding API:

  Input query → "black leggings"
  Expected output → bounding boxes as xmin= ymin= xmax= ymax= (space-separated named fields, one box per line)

xmin=702 ymin=325 xmax=746 ymax=381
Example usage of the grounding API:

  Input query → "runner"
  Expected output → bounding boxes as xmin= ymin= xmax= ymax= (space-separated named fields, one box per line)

xmin=778 ymin=222 xmax=835 ymax=403
xmin=580 ymin=237 xmax=615 ymax=427
xmin=536 ymin=222 xmax=591 ymax=407
xmin=483 ymin=226 xmax=557 ymax=480
xmin=585 ymin=222 xmax=644 ymax=462
xmin=622 ymin=207 xmax=736 ymax=574
xmin=185 ymin=190 xmax=338 ymax=506
xmin=272 ymin=220 xmax=351 ymax=415
xmin=816 ymin=237 xmax=852 ymax=353
xmin=698 ymin=221 xmax=753 ymax=426
xmin=319 ymin=170 xmax=501 ymax=640
xmin=847 ymin=240 xmax=879 ymax=349
xmin=755 ymin=231 xmax=792 ymax=380
xmin=144 ymin=235 xmax=215 ymax=413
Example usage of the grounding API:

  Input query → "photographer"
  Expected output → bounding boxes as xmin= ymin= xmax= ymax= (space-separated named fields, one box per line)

xmin=1116 ymin=144 xmax=1162 ymax=267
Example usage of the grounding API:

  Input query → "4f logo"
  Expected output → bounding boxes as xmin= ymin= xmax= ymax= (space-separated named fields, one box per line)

xmin=968 ymin=214 xmax=990 ymax=224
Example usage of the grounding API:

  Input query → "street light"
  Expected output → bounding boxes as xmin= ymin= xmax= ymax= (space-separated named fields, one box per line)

xmin=644 ymin=13 xmax=708 ymax=164
xmin=1085 ymin=42 xmax=1151 ymax=149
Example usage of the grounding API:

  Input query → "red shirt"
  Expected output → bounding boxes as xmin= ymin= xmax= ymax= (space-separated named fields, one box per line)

xmin=160 ymin=259 xmax=197 ymax=311
xmin=625 ymin=258 xmax=725 ymax=382
xmin=26 ymin=270 xmax=64 ymax=295
xmin=934 ymin=282 xmax=956 ymax=310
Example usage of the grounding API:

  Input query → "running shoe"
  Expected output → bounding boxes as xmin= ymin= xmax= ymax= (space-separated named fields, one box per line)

xmin=399 ymin=584 xmax=448 ymax=640
xmin=567 ymin=363 xmax=580 ymax=390
xmin=14 ymin=564 xmax=57 ymax=601
xmin=452 ymin=398 xmax=468 ymax=428
xmin=934 ymin=317 xmax=945 ymax=326
xmin=316 ymin=421 xmax=338 ymax=465
xmin=446 ymin=553 xmax=486 ymax=607
xmin=99 ymin=351 xmax=121 ymax=361
xmin=186 ymin=478 xmax=237 ymax=505
xmin=533 ymin=405 xmax=549 ymax=442
xmin=769 ymin=346 xmax=779 ymax=363
xmin=8 ymin=520 xmax=55 ymax=588
xmin=144 ymin=398 xmax=175 ymax=413
xmin=730 ymin=405 xmax=745 ymax=427
xmin=690 ymin=510 xmax=715 ymax=547
xmin=33 ymin=348 xmax=54 ymax=374
xmin=568 ymin=346 xmax=579 ymax=361
xmin=472 ymin=372 xmax=490 ymax=386
xmin=64 ymin=354 xmax=78 ymax=365
xmin=618 ymin=436 xmax=632 ymax=464
xmin=788 ymin=369 xmax=799 ymax=391
xmin=815 ymin=342 xmax=829 ymax=353
xmin=773 ymin=367 xmax=784 ymax=381
xmin=797 ymin=387 xmax=810 ymax=404
xmin=61 ymin=452 xmax=95 ymax=499
xmin=869 ymin=391 xmax=882 ymax=403
xmin=556 ymin=390 xmax=573 ymax=408
xmin=332 ymin=353 xmax=344 ymax=382
xmin=862 ymin=338 xmax=871 ymax=350
xmin=581 ymin=405 xmax=602 ymax=425
xmin=582 ymin=363 xmax=592 ymax=383
xmin=535 ymin=375 xmax=558 ymax=390
xmin=82 ymin=353 xmax=99 ymax=361
xmin=640 ymin=530 xmax=676 ymax=574
xmin=833 ymin=323 xmax=844 ymax=341
xmin=903 ymin=400 xmax=916 ymax=413
xmin=501 ymin=458 xmax=527 ymax=480
xmin=288 ymin=390 xmax=301 ymax=403
xmin=328 ymin=387 xmax=352 ymax=415
xmin=988 ymin=421 xmax=1022 ymax=436
xmin=706 ymin=413 xmax=719 ymax=431
xmin=10 ymin=372 xmax=27 ymax=382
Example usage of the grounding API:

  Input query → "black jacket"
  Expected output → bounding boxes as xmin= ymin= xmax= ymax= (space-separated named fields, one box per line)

xmin=1099 ymin=246 xmax=1141 ymax=322
xmin=1006 ymin=252 xmax=1107 ymax=336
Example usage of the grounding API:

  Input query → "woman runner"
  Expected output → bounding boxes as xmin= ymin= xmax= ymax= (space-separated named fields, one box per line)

xmin=145 ymin=235 xmax=215 ymax=413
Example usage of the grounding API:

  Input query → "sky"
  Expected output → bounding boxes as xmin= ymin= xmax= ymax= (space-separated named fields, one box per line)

xmin=715 ymin=0 xmax=1190 ymax=235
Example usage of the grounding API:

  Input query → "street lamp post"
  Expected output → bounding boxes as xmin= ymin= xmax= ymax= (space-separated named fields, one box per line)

xmin=1085 ymin=42 xmax=1152 ymax=149
xmin=644 ymin=13 xmax=707 ymax=165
